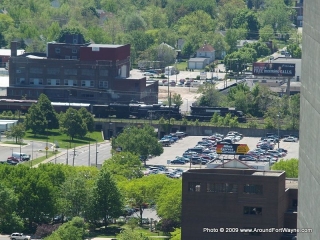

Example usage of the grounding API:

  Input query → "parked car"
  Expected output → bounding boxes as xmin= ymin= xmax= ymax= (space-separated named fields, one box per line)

xmin=10 ymin=233 xmax=31 ymax=240
xmin=283 ymin=137 xmax=298 ymax=142
xmin=171 ymin=159 xmax=186 ymax=165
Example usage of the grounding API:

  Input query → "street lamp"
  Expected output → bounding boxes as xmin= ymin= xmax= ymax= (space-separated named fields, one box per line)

xmin=277 ymin=113 xmax=280 ymax=149
xmin=184 ymin=99 xmax=189 ymax=113
xmin=19 ymin=131 xmax=24 ymax=161
xmin=46 ymin=120 xmax=51 ymax=158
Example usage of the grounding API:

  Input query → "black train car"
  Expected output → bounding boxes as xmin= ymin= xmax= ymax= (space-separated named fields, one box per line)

xmin=135 ymin=104 xmax=182 ymax=120
xmin=187 ymin=106 xmax=246 ymax=123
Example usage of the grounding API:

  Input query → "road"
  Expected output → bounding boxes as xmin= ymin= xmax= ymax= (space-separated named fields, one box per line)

xmin=0 ymin=139 xmax=47 ymax=161
xmin=48 ymin=141 xmax=112 ymax=167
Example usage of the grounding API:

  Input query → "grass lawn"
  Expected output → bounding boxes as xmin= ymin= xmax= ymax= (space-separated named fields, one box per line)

xmin=24 ymin=129 xmax=104 ymax=149
xmin=3 ymin=141 xmax=27 ymax=145
xmin=92 ymin=224 xmax=167 ymax=238
xmin=176 ymin=61 xmax=188 ymax=71
xmin=21 ymin=151 xmax=59 ymax=166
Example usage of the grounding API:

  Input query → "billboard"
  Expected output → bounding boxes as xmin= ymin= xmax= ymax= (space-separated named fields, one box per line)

xmin=252 ymin=62 xmax=295 ymax=77
xmin=216 ymin=144 xmax=249 ymax=155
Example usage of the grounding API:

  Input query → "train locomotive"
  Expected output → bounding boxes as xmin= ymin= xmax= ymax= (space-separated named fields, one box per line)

xmin=0 ymin=99 xmax=246 ymax=122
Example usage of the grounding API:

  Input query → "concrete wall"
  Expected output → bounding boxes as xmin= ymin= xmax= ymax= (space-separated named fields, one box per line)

xmin=298 ymin=0 xmax=320 ymax=239
xmin=95 ymin=121 xmax=299 ymax=139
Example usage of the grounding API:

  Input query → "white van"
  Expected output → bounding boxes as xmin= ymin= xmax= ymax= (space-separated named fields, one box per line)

xmin=12 ymin=152 xmax=30 ymax=161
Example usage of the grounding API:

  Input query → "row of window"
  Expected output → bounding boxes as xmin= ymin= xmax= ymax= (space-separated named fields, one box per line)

xmin=16 ymin=78 xmax=108 ymax=88
xmin=188 ymin=182 xmax=263 ymax=194
xmin=9 ymin=90 xmax=98 ymax=99
xmin=16 ymin=68 xmax=109 ymax=77
xmin=55 ymin=48 xmax=78 ymax=54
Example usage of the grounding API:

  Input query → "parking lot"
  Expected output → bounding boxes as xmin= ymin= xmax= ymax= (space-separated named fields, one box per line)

xmin=148 ymin=135 xmax=299 ymax=169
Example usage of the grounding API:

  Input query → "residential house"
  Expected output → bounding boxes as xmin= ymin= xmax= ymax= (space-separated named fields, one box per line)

xmin=188 ymin=43 xmax=215 ymax=69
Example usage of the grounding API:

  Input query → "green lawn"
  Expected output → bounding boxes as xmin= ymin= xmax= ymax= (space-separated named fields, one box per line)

xmin=21 ymin=151 xmax=59 ymax=166
xmin=24 ymin=129 xmax=104 ymax=149
xmin=175 ymin=61 xmax=188 ymax=71
xmin=3 ymin=141 xmax=27 ymax=145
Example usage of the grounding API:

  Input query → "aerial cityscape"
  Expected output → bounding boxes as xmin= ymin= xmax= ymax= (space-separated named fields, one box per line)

xmin=0 ymin=0 xmax=312 ymax=240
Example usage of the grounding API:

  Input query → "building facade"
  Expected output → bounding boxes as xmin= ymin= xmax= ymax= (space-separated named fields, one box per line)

xmin=181 ymin=168 xmax=297 ymax=240
xmin=7 ymin=36 xmax=158 ymax=104
xmin=298 ymin=0 xmax=320 ymax=239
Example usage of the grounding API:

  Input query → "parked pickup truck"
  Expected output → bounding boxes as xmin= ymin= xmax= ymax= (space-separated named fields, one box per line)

xmin=10 ymin=233 xmax=31 ymax=240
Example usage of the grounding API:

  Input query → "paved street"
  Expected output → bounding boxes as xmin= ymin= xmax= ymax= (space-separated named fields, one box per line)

xmin=51 ymin=141 xmax=112 ymax=167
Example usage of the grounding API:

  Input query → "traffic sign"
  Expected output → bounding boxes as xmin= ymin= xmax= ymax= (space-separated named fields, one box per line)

xmin=45 ymin=147 xmax=49 ymax=150
xmin=216 ymin=144 xmax=249 ymax=155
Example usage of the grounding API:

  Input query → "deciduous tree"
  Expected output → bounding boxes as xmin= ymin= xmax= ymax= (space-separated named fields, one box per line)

xmin=38 ymin=94 xmax=59 ymax=129
xmin=271 ymin=159 xmax=298 ymax=178
xmin=5 ymin=123 xmax=25 ymax=143
xmin=25 ymin=104 xmax=47 ymax=135
xmin=59 ymin=108 xmax=87 ymax=140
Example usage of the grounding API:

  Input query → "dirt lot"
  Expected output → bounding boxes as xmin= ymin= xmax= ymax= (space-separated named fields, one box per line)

xmin=158 ymin=86 xmax=199 ymax=101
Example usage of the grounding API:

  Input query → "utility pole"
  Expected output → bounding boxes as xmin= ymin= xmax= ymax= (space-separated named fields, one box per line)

xmin=95 ymin=140 xmax=98 ymax=167
xmin=88 ymin=140 xmax=90 ymax=167
xmin=72 ymin=144 xmax=75 ymax=166
xmin=66 ymin=147 xmax=69 ymax=165
xmin=167 ymin=66 xmax=170 ymax=104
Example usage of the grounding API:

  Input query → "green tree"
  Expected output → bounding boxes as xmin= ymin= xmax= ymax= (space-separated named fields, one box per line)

xmin=78 ymin=107 xmax=94 ymax=132
xmin=259 ymin=25 xmax=274 ymax=42
xmin=196 ymin=84 xmax=224 ymax=107
xmin=0 ymin=183 xmax=24 ymax=233
xmin=103 ymin=152 xmax=143 ymax=181
xmin=59 ymin=108 xmax=87 ymax=140
xmin=45 ymin=217 xmax=87 ymax=240
xmin=172 ymin=93 xmax=183 ymax=107
xmin=116 ymin=229 xmax=150 ymax=240
xmin=271 ymin=159 xmax=298 ymax=178
xmin=5 ymin=123 xmax=25 ymax=143
xmin=287 ymin=43 xmax=302 ymax=58
xmin=38 ymin=94 xmax=59 ymax=129
xmin=115 ymin=125 xmax=163 ymax=166
xmin=58 ymin=174 xmax=90 ymax=220
xmin=25 ymin=104 xmax=48 ymax=135
xmin=170 ymin=228 xmax=181 ymax=240
xmin=91 ymin=168 xmax=122 ymax=231
xmin=156 ymin=180 xmax=181 ymax=222
xmin=264 ymin=116 xmax=275 ymax=129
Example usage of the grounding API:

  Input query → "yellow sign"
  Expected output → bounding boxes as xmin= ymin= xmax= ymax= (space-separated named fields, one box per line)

xmin=236 ymin=145 xmax=250 ymax=154
xmin=45 ymin=147 xmax=49 ymax=150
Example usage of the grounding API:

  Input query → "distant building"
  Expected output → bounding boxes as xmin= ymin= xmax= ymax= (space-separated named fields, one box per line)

xmin=188 ymin=43 xmax=215 ymax=70
xmin=7 ymin=35 xmax=158 ymax=104
xmin=0 ymin=49 xmax=25 ymax=68
xmin=181 ymin=168 xmax=298 ymax=240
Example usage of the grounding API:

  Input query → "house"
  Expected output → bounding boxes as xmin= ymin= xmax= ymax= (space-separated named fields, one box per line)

xmin=188 ymin=43 xmax=215 ymax=69
xmin=7 ymin=35 xmax=158 ymax=104
xmin=181 ymin=168 xmax=298 ymax=240
xmin=237 ymin=40 xmax=259 ymax=49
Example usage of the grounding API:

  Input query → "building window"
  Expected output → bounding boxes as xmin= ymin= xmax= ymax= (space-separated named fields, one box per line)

xmin=56 ymin=80 xmax=60 ymax=85
xmin=47 ymin=68 xmax=60 ymax=75
xmin=29 ymin=67 xmax=43 ymax=74
xmin=81 ymin=94 xmax=94 ymax=98
xmin=189 ymin=182 xmax=201 ymax=192
xmin=243 ymin=184 xmax=263 ymax=194
xmin=64 ymin=68 xmax=77 ymax=75
xmin=99 ymin=81 xmax=108 ymax=88
xmin=47 ymin=79 xmax=51 ymax=85
xmin=39 ymin=79 xmax=43 ymax=85
xmin=55 ymin=48 xmax=60 ymax=53
xmin=99 ymin=69 xmax=109 ymax=76
xmin=72 ymin=49 xmax=77 ymax=53
xmin=29 ymin=79 xmax=34 ymax=85
xmin=207 ymin=183 xmax=238 ymax=193
xmin=81 ymin=69 xmax=94 ymax=76
xmin=16 ymin=78 xmax=25 ymax=84
xmin=64 ymin=80 xmax=69 ymax=85
xmin=73 ymin=80 xmax=77 ymax=86
xmin=243 ymin=207 xmax=262 ymax=215
xmin=81 ymin=80 xmax=93 ymax=87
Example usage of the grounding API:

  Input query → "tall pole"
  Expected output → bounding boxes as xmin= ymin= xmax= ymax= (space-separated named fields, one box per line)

xmin=66 ymin=147 xmax=69 ymax=165
xmin=95 ymin=140 xmax=98 ymax=167
xmin=72 ymin=144 xmax=75 ymax=166
xmin=277 ymin=113 xmax=280 ymax=149
xmin=31 ymin=141 xmax=33 ymax=167
xmin=167 ymin=66 xmax=170 ymax=105
xmin=88 ymin=140 xmax=90 ymax=167
xmin=19 ymin=137 xmax=21 ymax=161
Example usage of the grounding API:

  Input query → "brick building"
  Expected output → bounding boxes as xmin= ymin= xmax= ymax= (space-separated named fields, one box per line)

xmin=7 ymin=36 xmax=158 ymax=104
xmin=181 ymin=168 xmax=298 ymax=240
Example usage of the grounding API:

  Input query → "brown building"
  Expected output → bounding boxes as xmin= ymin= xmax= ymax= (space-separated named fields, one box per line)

xmin=7 ymin=36 xmax=158 ymax=104
xmin=181 ymin=168 xmax=297 ymax=240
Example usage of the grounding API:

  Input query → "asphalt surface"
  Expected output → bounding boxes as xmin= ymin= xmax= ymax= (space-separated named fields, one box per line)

xmin=147 ymin=136 xmax=299 ymax=169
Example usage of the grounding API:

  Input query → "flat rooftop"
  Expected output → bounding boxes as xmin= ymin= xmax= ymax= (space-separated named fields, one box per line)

xmin=286 ymin=179 xmax=298 ymax=189
xmin=186 ymin=168 xmax=284 ymax=177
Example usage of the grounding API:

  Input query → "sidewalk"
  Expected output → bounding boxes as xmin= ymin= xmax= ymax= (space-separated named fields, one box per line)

xmin=32 ymin=140 xmax=110 ymax=168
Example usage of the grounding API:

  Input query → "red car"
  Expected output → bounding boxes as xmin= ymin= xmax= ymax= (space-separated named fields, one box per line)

xmin=7 ymin=156 xmax=20 ymax=162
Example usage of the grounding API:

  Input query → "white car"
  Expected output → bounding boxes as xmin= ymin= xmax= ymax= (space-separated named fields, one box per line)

xmin=10 ymin=233 xmax=31 ymax=240
xmin=283 ymin=137 xmax=297 ymax=142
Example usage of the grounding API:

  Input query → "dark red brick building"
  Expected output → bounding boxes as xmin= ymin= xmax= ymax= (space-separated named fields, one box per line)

xmin=181 ymin=168 xmax=298 ymax=240
xmin=7 ymin=36 xmax=158 ymax=104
